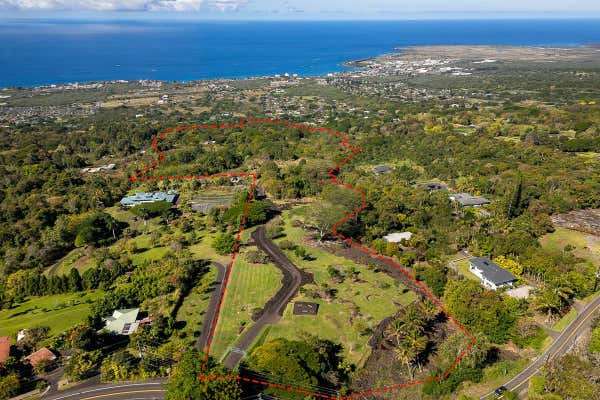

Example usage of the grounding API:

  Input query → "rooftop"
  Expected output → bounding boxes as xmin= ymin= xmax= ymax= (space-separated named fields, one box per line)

xmin=103 ymin=308 xmax=140 ymax=335
xmin=120 ymin=191 xmax=178 ymax=207
xmin=383 ymin=232 xmax=413 ymax=243
xmin=0 ymin=336 xmax=10 ymax=363
xmin=449 ymin=193 xmax=490 ymax=207
xmin=25 ymin=347 xmax=56 ymax=366
xmin=469 ymin=257 xmax=517 ymax=285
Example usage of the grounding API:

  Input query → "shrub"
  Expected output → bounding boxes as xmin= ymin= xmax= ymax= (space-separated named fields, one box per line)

xmin=279 ymin=240 xmax=297 ymax=250
xmin=246 ymin=249 xmax=270 ymax=264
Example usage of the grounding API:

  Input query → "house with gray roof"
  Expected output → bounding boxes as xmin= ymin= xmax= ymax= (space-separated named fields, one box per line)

xmin=449 ymin=193 xmax=490 ymax=207
xmin=419 ymin=182 xmax=448 ymax=191
xmin=373 ymin=165 xmax=393 ymax=174
xmin=102 ymin=308 xmax=140 ymax=335
xmin=120 ymin=190 xmax=178 ymax=208
xmin=469 ymin=257 xmax=517 ymax=290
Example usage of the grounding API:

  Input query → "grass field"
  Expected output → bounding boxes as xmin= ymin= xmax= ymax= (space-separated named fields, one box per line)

xmin=0 ymin=291 xmax=104 ymax=339
xmin=540 ymin=227 xmax=600 ymax=267
xmin=173 ymin=265 xmax=218 ymax=347
xmin=210 ymin=254 xmax=283 ymax=360
xmin=264 ymin=207 xmax=417 ymax=366
xmin=454 ymin=258 xmax=480 ymax=282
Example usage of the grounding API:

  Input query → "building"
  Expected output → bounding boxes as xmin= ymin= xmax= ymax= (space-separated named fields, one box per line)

xmin=418 ymin=182 xmax=448 ymax=191
xmin=102 ymin=308 xmax=140 ymax=335
xmin=120 ymin=191 xmax=178 ymax=208
xmin=383 ymin=232 xmax=413 ymax=244
xmin=469 ymin=257 xmax=517 ymax=290
xmin=0 ymin=336 xmax=10 ymax=364
xmin=25 ymin=347 xmax=56 ymax=367
xmin=373 ymin=165 xmax=393 ymax=174
xmin=81 ymin=163 xmax=116 ymax=173
xmin=17 ymin=329 xmax=28 ymax=342
xmin=449 ymin=193 xmax=490 ymax=207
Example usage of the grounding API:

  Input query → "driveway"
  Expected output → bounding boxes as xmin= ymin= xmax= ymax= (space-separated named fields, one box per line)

xmin=222 ymin=225 xmax=305 ymax=369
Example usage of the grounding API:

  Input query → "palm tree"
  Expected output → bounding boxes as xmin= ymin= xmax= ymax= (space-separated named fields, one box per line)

xmin=394 ymin=344 xmax=417 ymax=380
xmin=386 ymin=319 xmax=407 ymax=347
xmin=420 ymin=299 xmax=440 ymax=322
xmin=105 ymin=216 xmax=118 ymax=240
xmin=403 ymin=328 xmax=428 ymax=372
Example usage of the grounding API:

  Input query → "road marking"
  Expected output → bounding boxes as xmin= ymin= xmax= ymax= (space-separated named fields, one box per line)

xmin=550 ymin=301 xmax=599 ymax=359
xmin=78 ymin=389 xmax=165 ymax=400
xmin=481 ymin=297 xmax=600 ymax=399
xmin=47 ymin=383 xmax=165 ymax=400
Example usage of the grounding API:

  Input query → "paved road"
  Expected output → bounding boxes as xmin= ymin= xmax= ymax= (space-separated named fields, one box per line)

xmin=196 ymin=261 xmax=227 ymax=353
xmin=223 ymin=225 xmax=304 ymax=369
xmin=41 ymin=380 xmax=166 ymax=400
xmin=480 ymin=293 xmax=600 ymax=399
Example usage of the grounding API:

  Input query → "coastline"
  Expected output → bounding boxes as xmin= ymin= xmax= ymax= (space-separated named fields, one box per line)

xmin=3 ymin=44 xmax=600 ymax=91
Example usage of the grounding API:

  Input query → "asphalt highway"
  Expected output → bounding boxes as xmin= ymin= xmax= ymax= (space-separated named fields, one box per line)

xmin=480 ymin=293 xmax=600 ymax=399
xmin=41 ymin=380 xmax=166 ymax=400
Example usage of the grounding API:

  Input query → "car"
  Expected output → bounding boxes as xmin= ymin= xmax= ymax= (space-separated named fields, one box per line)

xmin=493 ymin=386 xmax=508 ymax=397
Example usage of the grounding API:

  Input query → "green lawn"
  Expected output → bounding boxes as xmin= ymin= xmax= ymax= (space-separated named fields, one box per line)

xmin=264 ymin=207 xmax=417 ymax=366
xmin=49 ymin=248 xmax=95 ymax=276
xmin=210 ymin=254 xmax=283 ymax=360
xmin=173 ymin=265 xmax=218 ymax=347
xmin=455 ymin=258 xmax=480 ymax=282
xmin=189 ymin=232 xmax=233 ymax=265
xmin=540 ymin=227 xmax=600 ymax=267
xmin=0 ymin=291 xmax=104 ymax=339
xmin=130 ymin=246 xmax=170 ymax=266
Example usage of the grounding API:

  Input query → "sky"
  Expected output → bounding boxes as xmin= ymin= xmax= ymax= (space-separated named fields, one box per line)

xmin=1 ymin=0 xmax=600 ymax=19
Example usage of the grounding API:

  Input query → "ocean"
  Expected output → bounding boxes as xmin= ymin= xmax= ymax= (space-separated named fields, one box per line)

xmin=1 ymin=19 xmax=600 ymax=87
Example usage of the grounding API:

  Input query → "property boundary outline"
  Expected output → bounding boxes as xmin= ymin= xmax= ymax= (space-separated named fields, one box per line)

xmin=128 ymin=118 xmax=477 ymax=399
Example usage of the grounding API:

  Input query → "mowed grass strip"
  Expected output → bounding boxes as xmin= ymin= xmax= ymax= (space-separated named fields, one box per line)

xmin=210 ymin=254 xmax=283 ymax=359
xmin=0 ymin=291 xmax=104 ymax=338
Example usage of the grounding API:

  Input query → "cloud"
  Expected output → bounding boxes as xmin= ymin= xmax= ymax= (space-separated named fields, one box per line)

xmin=206 ymin=0 xmax=248 ymax=12
xmin=0 ymin=0 xmax=251 ymax=11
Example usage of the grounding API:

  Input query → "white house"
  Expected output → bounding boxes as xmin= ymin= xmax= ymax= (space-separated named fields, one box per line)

xmin=383 ymin=232 xmax=413 ymax=244
xmin=469 ymin=257 xmax=517 ymax=290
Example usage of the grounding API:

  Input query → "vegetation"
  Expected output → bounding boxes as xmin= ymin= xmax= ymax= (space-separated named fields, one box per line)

xmin=1 ymin=49 xmax=599 ymax=398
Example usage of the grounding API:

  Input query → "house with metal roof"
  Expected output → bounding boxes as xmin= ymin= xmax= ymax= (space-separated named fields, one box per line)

xmin=449 ymin=193 xmax=490 ymax=207
xmin=469 ymin=257 xmax=517 ymax=290
xmin=102 ymin=308 xmax=140 ymax=335
xmin=120 ymin=190 xmax=178 ymax=208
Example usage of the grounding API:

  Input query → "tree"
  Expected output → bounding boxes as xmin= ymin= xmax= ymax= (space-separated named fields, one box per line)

xmin=166 ymin=350 xmax=241 ymax=400
xmin=67 ymin=268 xmax=83 ymax=291
xmin=65 ymin=350 xmax=101 ymax=381
xmin=75 ymin=213 xmax=124 ymax=247
xmin=66 ymin=325 xmax=97 ymax=351
xmin=307 ymin=201 xmax=348 ymax=242
xmin=444 ymin=280 xmax=515 ymax=343
xmin=212 ymin=233 xmax=236 ymax=255
xmin=0 ymin=374 xmax=20 ymax=400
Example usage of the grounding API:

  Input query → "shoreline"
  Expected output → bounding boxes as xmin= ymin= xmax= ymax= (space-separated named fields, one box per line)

xmin=3 ymin=44 xmax=600 ymax=91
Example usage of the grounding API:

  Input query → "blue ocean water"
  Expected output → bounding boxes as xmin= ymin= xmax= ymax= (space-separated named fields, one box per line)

xmin=1 ymin=19 xmax=600 ymax=87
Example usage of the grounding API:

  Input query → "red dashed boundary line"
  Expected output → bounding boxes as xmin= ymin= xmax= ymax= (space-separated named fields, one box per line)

xmin=128 ymin=118 xmax=476 ymax=400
